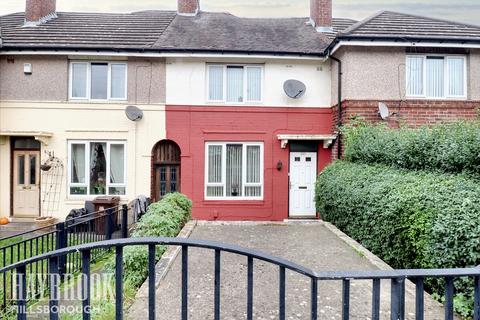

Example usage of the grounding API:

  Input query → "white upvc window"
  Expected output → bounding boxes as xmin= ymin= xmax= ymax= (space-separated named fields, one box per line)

xmin=68 ymin=140 xmax=127 ymax=197
xmin=207 ymin=64 xmax=263 ymax=104
xmin=406 ymin=55 xmax=467 ymax=99
xmin=69 ymin=61 xmax=128 ymax=101
xmin=205 ymin=142 xmax=264 ymax=200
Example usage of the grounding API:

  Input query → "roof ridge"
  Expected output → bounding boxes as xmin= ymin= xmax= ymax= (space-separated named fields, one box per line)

xmin=339 ymin=10 xmax=386 ymax=35
xmin=380 ymin=10 xmax=480 ymax=30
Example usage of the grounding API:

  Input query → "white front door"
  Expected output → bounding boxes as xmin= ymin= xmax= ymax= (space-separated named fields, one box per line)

xmin=289 ymin=152 xmax=317 ymax=217
xmin=13 ymin=150 xmax=40 ymax=217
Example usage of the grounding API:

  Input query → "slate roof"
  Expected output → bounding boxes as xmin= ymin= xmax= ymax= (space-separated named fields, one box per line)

xmin=338 ymin=11 xmax=480 ymax=42
xmin=0 ymin=11 xmax=176 ymax=50
xmin=1 ymin=9 xmax=480 ymax=55
xmin=153 ymin=12 xmax=356 ymax=56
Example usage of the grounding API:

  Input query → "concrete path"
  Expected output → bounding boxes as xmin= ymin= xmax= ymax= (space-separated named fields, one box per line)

xmin=129 ymin=222 xmax=446 ymax=319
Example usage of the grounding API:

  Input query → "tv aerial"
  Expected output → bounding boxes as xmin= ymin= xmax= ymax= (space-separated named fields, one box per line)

xmin=283 ymin=80 xmax=306 ymax=99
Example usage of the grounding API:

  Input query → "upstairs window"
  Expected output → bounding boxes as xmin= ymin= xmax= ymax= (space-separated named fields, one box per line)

xmin=207 ymin=65 xmax=263 ymax=103
xmin=406 ymin=55 xmax=466 ymax=99
xmin=70 ymin=62 xmax=127 ymax=101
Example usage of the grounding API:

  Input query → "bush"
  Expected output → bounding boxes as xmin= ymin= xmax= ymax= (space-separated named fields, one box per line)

xmin=342 ymin=120 xmax=480 ymax=175
xmin=106 ymin=193 xmax=192 ymax=288
xmin=316 ymin=161 xmax=480 ymax=314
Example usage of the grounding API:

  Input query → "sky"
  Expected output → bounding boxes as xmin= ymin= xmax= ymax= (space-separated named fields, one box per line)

xmin=1 ymin=0 xmax=479 ymax=25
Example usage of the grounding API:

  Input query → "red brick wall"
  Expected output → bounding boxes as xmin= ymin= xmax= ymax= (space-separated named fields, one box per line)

xmin=332 ymin=99 xmax=480 ymax=158
xmin=178 ymin=0 xmax=199 ymax=15
xmin=25 ymin=0 xmax=56 ymax=22
xmin=310 ymin=0 xmax=332 ymax=29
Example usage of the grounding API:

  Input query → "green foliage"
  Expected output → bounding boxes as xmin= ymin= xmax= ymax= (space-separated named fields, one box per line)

xmin=316 ymin=161 xmax=480 ymax=316
xmin=342 ymin=120 xmax=480 ymax=175
xmin=105 ymin=193 xmax=192 ymax=288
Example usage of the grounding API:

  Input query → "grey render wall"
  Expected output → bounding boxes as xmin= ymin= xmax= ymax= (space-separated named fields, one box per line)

xmin=0 ymin=55 xmax=166 ymax=104
xmin=331 ymin=46 xmax=480 ymax=104
xmin=0 ymin=55 xmax=69 ymax=101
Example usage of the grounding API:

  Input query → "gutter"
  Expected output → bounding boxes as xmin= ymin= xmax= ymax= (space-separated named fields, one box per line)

xmin=327 ymin=36 xmax=480 ymax=55
xmin=328 ymin=55 xmax=342 ymax=160
xmin=0 ymin=47 xmax=328 ymax=60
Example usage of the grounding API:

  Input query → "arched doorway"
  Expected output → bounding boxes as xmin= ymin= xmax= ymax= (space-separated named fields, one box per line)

xmin=151 ymin=140 xmax=181 ymax=202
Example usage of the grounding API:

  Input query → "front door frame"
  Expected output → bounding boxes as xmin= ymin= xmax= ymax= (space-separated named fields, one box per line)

xmin=288 ymin=151 xmax=318 ymax=218
xmin=10 ymin=138 xmax=41 ymax=217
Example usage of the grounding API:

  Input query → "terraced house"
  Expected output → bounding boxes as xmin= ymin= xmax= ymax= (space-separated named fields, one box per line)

xmin=1 ymin=0 xmax=479 ymax=221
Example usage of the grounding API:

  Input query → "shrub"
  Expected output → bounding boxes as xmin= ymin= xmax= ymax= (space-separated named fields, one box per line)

xmin=316 ymin=161 xmax=480 ymax=314
xmin=342 ymin=120 xmax=480 ymax=175
xmin=106 ymin=193 xmax=192 ymax=288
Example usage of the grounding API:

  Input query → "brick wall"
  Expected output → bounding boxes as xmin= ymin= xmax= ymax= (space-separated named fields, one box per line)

xmin=332 ymin=99 xmax=480 ymax=159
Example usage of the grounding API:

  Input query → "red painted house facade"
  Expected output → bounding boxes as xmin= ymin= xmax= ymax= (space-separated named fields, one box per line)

xmin=166 ymin=106 xmax=334 ymax=220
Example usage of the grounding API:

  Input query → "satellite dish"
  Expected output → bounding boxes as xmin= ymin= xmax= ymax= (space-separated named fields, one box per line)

xmin=378 ymin=102 xmax=390 ymax=120
xmin=283 ymin=80 xmax=306 ymax=99
xmin=125 ymin=106 xmax=143 ymax=122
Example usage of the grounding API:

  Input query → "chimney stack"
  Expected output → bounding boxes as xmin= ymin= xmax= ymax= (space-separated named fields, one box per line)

xmin=25 ymin=0 xmax=57 ymax=25
xmin=178 ymin=0 xmax=200 ymax=16
xmin=310 ymin=0 xmax=332 ymax=32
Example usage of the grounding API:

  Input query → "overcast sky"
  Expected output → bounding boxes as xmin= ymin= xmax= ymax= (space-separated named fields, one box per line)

xmin=1 ymin=0 xmax=479 ymax=25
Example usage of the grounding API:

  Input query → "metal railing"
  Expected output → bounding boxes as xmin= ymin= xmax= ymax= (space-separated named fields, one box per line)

xmin=1 ymin=237 xmax=480 ymax=320
xmin=0 ymin=205 xmax=130 ymax=314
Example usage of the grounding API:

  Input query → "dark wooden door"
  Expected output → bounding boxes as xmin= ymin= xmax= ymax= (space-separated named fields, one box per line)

xmin=152 ymin=140 xmax=181 ymax=202
xmin=154 ymin=165 xmax=180 ymax=200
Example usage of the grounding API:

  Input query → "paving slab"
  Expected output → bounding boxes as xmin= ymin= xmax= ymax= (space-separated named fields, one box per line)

xmin=129 ymin=222 xmax=446 ymax=320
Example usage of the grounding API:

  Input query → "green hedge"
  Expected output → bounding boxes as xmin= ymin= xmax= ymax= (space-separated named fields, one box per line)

xmin=316 ymin=161 xmax=480 ymax=316
xmin=106 ymin=193 xmax=192 ymax=288
xmin=342 ymin=120 xmax=480 ymax=175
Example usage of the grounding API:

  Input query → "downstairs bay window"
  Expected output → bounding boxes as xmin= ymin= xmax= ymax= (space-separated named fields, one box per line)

xmin=205 ymin=142 xmax=264 ymax=200
xmin=406 ymin=55 xmax=466 ymax=99
xmin=68 ymin=141 xmax=126 ymax=196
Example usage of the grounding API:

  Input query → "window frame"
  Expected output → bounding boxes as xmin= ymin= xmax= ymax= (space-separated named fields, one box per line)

xmin=67 ymin=140 xmax=127 ymax=198
xmin=206 ymin=64 xmax=264 ymax=104
xmin=69 ymin=61 xmax=128 ymax=102
xmin=204 ymin=142 xmax=264 ymax=201
xmin=406 ymin=54 xmax=467 ymax=100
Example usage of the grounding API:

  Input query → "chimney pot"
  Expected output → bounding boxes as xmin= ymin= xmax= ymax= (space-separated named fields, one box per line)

xmin=178 ymin=0 xmax=200 ymax=16
xmin=25 ymin=0 xmax=57 ymax=25
xmin=310 ymin=0 xmax=332 ymax=32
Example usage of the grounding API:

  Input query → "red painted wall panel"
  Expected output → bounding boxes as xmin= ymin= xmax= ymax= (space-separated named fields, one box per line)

xmin=166 ymin=105 xmax=334 ymax=221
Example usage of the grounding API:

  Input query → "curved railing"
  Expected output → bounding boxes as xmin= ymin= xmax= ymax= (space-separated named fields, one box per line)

xmin=1 ymin=237 xmax=480 ymax=320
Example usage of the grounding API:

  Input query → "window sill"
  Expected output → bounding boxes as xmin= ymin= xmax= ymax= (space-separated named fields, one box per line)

xmin=405 ymin=96 xmax=468 ymax=101
xmin=205 ymin=101 xmax=264 ymax=106
xmin=203 ymin=200 xmax=265 ymax=206
xmin=68 ymin=99 xmax=128 ymax=104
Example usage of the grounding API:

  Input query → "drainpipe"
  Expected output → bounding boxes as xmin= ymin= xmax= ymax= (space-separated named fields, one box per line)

xmin=329 ymin=55 xmax=342 ymax=159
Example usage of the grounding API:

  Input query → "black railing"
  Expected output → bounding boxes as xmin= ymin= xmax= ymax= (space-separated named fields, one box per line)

xmin=1 ymin=237 xmax=480 ymax=320
xmin=0 ymin=204 xmax=130 ymax=314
